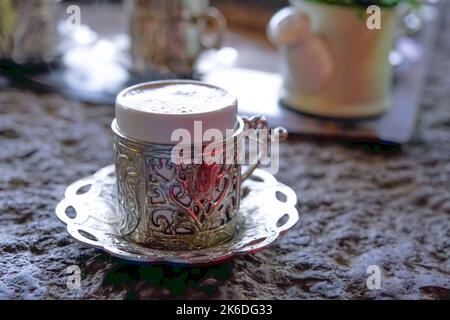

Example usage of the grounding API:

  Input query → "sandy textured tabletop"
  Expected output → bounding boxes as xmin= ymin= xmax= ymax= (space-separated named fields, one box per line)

xmin=0 ymin=11 xmax=449 ymax=301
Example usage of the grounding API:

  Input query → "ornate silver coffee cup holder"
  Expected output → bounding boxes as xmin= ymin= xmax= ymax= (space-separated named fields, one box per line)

xmin=56 ymin=165 xmax=299 ymax=265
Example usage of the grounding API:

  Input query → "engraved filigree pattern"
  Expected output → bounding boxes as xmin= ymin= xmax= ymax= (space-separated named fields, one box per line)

xmin=109 ymin=116 xmax=287 ymax=251
xmin=114 ymin=141 xmax=145 ymax=236
xmin=113 ymin=130 xmax=240 ymax=250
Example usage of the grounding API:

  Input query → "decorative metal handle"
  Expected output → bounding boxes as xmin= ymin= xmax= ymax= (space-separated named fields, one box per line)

xmin=241 ymin=116 xmax=288 ymax=182
xmin=201 ymin=7 xmax=227 ymax=49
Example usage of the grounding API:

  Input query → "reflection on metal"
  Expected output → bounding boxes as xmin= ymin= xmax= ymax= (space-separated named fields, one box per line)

xmin=55 ymin=165 xmax=300 ymax=265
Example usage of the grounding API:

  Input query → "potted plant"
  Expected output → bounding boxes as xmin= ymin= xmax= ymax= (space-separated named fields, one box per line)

xmin=268 ymin=0 xmax=418 ymax=118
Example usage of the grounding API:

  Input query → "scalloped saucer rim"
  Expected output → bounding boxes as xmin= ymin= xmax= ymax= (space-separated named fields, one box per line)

xmin=56 ymin=165 xmax=300 ymax=265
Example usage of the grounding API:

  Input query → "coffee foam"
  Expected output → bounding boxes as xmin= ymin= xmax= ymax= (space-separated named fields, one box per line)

xmin=120 ymin=83 xmax=235 ymax=115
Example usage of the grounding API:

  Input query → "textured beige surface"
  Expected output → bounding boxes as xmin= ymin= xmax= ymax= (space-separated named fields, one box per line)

xmin=0 ymin=10 xmax=449 ymax=300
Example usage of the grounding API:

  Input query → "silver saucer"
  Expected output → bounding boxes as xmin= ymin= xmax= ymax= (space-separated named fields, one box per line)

xmin=56 ymin=165 xmax=299 ymax=265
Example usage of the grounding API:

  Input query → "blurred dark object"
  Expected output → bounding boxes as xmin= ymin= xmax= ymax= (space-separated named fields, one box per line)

xmin=0 ymin=0 xmax=59 ymax=67
xmin=211 ymin=0 xmax=288 ymax=31
xmin=0 ymin=59 xmax=175 ymax=105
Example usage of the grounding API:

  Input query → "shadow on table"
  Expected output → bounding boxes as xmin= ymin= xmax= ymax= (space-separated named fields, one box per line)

xmin=102 ymin=258 xmax=233 ymax=299
xmin=287 ymin=134 xmax=403 ymax=154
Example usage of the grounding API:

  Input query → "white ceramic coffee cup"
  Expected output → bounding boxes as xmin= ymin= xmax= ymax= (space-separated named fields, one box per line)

xmin=268 ymin=0 xmax=396 ymax=118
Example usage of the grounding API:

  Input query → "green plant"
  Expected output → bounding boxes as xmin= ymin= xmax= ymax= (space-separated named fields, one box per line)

xmin=305 ymin=0 xmax=420 ymax=8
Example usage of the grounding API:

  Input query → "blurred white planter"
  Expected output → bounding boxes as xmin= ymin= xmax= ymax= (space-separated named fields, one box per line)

xmin=268 ymin=0 xmax=397 ymax=118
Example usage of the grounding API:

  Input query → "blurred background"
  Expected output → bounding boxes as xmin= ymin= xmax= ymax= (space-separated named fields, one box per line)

xmin=0 ymin=0 xmax=444 ymax=144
